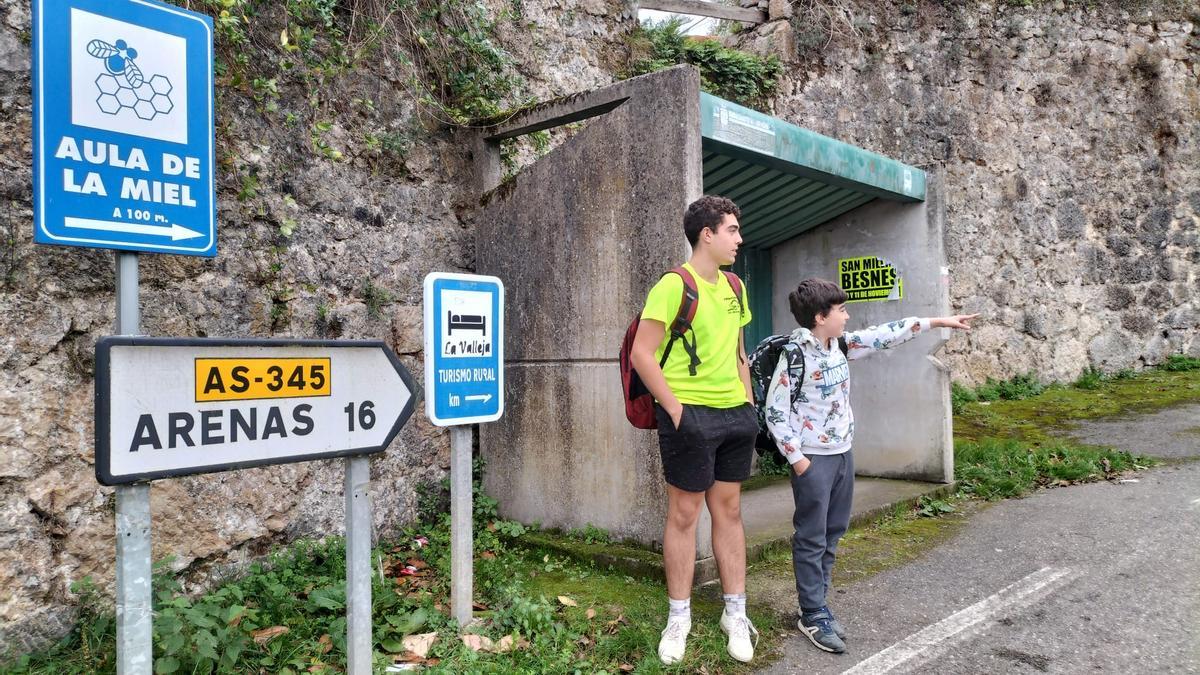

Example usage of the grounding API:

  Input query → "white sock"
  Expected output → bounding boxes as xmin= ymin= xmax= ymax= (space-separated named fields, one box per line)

xmin=723 ymin=592 xmax=747 ymax=617
xmin=668 ymin=596 xmax=691 ymax=622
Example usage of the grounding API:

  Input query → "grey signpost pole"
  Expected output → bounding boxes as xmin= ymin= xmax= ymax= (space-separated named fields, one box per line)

xmin=345 ymin=455 xmax=372 ymax=674
xmin=423 ymin=272 xmax=503 ymax=629
xmin=114 ymin=252 xmax=152 ymax=675
xmin=450 ymin=425 xmax=473 ymax=626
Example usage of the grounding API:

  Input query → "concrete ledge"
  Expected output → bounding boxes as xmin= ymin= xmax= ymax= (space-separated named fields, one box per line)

xmin=516 ymin=477 xmax=956 ymax=586
xmin=695 ymin=476 xmax=959 ymax=584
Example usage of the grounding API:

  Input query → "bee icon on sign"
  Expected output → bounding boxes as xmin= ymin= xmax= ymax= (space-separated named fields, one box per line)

xmin=85 ymin=37 xmax=175 ymax=121
xmin=87 ymin=38 xmax=144 ymax=86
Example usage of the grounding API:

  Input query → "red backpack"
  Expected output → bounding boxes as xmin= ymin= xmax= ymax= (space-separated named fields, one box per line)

xmin=619 ymin=266 xmax=744 ymax=429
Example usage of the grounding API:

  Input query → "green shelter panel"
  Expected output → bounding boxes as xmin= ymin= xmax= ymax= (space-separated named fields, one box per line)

xmin=701 ymin=91 xmax=928 ymax=352
xmin=728 ymin=246 xmax=773 ymax=350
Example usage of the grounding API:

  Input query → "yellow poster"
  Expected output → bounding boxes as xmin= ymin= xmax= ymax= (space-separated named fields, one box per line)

xmin=838 ymin=256 xmax=903 ymax=303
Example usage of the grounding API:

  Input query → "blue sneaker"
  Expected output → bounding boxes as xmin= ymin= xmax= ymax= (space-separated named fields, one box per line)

xmin=802 ymin=605 xmax=847 ymax=639
xmin=799 ymin=608 xmax=846 ymax=653
xmin=827 ymin=608 xmax=847 ymax=640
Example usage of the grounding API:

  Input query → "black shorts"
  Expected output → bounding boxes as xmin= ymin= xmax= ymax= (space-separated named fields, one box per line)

xmin=654 ymin=403 xmax=759 ymax=493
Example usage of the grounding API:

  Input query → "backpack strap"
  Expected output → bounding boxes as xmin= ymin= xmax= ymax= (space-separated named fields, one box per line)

xmin=837 ymin=336 xmax=849 ymax=357
xmin=722 ymin=271 xmax=745 ymax=318
xmin=659 ymin=267 xmax=703 ymax=376
xmin=782 ymin=341 xmax=805 ymax=389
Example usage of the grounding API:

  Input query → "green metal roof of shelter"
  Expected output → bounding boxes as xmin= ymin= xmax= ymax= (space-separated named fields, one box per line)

xmin=700 ymin=93 xmax=926 ymax=249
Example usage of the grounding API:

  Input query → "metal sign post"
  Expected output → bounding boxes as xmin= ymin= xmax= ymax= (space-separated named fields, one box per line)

xmin=114 ymin=252 xmax=152 ymax=674
xmin=423 ymin=273 xmax=505 ymax=626
xmin=345 ymin=455 xmax=372 ymax=674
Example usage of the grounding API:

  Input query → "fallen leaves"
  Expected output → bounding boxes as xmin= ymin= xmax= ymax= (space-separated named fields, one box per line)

xmin=557 ymin=595 xmax=578 ymax=607
xmin=461 ymin=634 xmax=492 ymax=652
xmin=461 ymin=633 xmax=530 ymax=654
xmin=251 ymin=625 xmax=289 ymax=646
xmin=402 ymin=632 xmax=438 ymax=658
xmin=603 ymin=614 xmax=629 ymax=635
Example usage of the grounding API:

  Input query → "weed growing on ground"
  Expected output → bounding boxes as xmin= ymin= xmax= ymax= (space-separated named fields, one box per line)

xmin=6 ymin=457 xmax=777 ymax=674
xmin=955 ymin=438 xmax=1147 ymax=500
xmin=1163 ymin=354 xmax=1200 ymax=372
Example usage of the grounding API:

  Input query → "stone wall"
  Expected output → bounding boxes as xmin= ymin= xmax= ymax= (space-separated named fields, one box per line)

xmin=0 ymin=0 xmax=633 ymax=653
xmin=734 ymin=1 xmax=1200 ymax=384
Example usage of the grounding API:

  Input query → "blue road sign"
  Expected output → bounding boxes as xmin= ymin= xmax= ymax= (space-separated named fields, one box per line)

xmin=423 ymin=273 xmax=504 ymax=426
xmin=33 ymin=0 xmax=216 ymax=256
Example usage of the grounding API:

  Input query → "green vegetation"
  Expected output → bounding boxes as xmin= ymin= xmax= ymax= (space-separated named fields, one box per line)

xmin=953 ymin=366 xmax=1200 ymax=444
xmin=949 ymin=362 xmax=1200 ymax=499
xmin=565 ymin=523 xmax=611 ymax=546
xmin=955 ymin=438 xmax=1145 ymax=500
xmin=1162 ymin=354 xmax=1200 ymax=372
xmin=628 ymin=18 xmax=782 ymax=111
xmin=6 ymin=460 xmax=780 ymax=674
xmin=360 ymin=279 xmax=393 ymax=319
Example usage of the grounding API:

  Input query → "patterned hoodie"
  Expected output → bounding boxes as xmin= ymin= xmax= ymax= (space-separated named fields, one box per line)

xmin=764 ymin=317 xmax=931 ymax=465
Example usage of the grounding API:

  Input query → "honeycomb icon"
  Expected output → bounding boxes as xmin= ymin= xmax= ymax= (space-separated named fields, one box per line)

xmin=93 ymin=71 xmax=174 ymax=122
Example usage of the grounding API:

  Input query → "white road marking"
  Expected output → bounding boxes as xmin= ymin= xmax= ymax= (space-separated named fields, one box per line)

xmin=841 ymin=567 xmax=1076 ymax=675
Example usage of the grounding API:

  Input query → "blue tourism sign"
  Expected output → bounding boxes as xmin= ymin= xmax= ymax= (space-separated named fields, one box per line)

xmin=33 ymin=0 xmax=216 ymax=256
xmin=423 ymin=273 xmax=505 ymax=426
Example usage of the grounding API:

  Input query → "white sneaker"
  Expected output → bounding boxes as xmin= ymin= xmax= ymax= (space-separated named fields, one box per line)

xmin=719 ymin=609 xmax=759 ymax=663
xmin=658 ymin=616 xmax=691 ymax=665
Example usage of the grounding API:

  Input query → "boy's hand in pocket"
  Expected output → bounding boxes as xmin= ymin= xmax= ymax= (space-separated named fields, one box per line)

xmin=792 ymin=456 xmax=811 ymax=476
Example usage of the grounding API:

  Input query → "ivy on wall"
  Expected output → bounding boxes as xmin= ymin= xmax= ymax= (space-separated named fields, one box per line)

xmin=627 ymin=18 xmax=782 ymax=111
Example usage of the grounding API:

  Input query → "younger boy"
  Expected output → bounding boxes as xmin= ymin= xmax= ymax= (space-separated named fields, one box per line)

xmin=764 ymin=278 xmax=976 ymax=653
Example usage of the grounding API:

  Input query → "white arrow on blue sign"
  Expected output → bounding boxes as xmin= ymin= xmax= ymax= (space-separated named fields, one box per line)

xmin=423 ymin=273 xmax=505 ymax=426
xmin=33 ymin=0 xmax=216 ymax=256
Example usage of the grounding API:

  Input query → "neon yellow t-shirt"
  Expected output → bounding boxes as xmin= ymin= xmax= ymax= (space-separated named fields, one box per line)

xmin=639 ymin=263 xmax=752 ymax=408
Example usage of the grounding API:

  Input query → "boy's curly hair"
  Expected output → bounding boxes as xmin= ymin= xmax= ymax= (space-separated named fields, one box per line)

xmin=683 ymin=195 xmax=740 ymax=246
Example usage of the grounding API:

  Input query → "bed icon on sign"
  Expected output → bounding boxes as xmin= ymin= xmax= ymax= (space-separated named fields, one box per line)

xmin=447 ymin=311 xmax=486 ymax=336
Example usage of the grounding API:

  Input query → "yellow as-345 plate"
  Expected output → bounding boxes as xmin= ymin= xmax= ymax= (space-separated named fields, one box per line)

xmin=194 ymin=357 xmax=331 ymax=402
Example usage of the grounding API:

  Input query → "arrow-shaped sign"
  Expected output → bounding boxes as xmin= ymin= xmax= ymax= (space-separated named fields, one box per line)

xmin=464 ymin=394 xmax=492 ymax=403
xmin=65 ymin=217 xmax=204 ymax=241
xmin=94 ymin=337 xmax=419 ymax=486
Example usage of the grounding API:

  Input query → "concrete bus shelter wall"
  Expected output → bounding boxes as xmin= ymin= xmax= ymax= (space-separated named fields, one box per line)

xmin=771 ymin=173 xmax=953 ymax=482
xmin=474 ymin=67 xmax=708 ymax=552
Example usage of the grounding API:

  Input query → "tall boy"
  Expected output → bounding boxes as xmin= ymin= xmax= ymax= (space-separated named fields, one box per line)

xmin=764 ymin=278 xmax=976 ymax=653
xmin=630 ymin=196 xmax=761 ymax=664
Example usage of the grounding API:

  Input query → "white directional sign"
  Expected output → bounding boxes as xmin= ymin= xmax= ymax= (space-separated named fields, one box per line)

xmin=423 ymin=272 xmax=504 ymax=426
xmin=94 ymin=337 xmax=417 ymax=485
xmin=33 ymin=0 xmax=216 ymax=256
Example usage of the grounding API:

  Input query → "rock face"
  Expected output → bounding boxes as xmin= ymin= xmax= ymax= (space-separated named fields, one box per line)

xmin=0 ymin=0 xmax=632 ymax=654
xmin=733 ymin=1 xmax=1200 ymax=383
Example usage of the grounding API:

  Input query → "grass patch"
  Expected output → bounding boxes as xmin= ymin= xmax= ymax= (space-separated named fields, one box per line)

xmin=5 ymin=472 xmax=779 ymax=674
xmin=950 ymin=366 xmax=1194 ymax=500
xmin=954 ymin=367 xmax=1200 ymax=444
xmin=1162 ymin=354 xmax=1200 ymax=372
xmin=955 ymin=438 xmax=1149 ymax=501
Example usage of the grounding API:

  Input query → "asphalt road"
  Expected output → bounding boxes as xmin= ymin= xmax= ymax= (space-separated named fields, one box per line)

xmin=760 ymin=407 xmax=1200 ymax=675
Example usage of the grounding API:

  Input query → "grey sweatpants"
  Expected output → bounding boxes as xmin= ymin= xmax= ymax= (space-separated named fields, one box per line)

xmin=790 ymin=450 xmax=854 ymax=611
